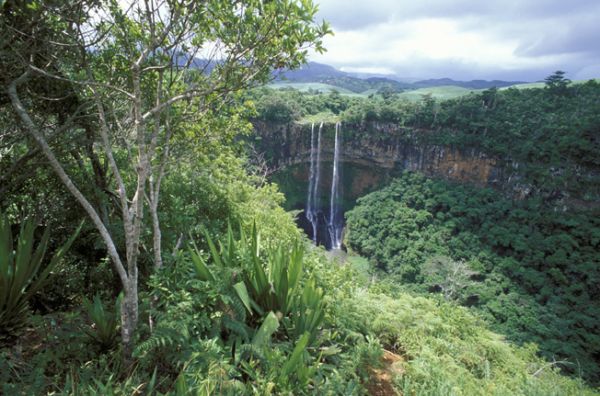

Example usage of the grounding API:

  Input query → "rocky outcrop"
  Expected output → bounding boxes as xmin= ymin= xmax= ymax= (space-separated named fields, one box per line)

xmin=252 ymin=121 xmax=511 ymax=207
xmin=252 ymin=120 xmax=598 ymax=247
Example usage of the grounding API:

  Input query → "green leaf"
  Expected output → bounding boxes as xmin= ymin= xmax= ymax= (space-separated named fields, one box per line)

xmin=281 ymin=332 xmax=310 ymax=379
xmin=252 ymin=311 xmax=279 ymax=347
xmin=233 ymin=281 xmax=253 ymax=314
xmin=26 ymin=221 xmax=83 ymax=298
xmin=202 ymin=227 xmax=223 ymax=268
xmin=189 ymin=249 xmax=214 ymax=282
xmin=1 ymin=213 xmax=81 ymax=339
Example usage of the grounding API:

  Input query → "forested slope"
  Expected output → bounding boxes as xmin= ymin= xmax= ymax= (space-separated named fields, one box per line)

xmin=346 ymin=172 xmax=600 ymax=384
xmin=1 ymin=1 xmax=599 ymax=394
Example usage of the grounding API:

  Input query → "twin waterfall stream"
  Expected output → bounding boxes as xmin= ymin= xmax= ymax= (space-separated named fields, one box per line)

xmin=305 ymin=122 xmax=343 ymax=250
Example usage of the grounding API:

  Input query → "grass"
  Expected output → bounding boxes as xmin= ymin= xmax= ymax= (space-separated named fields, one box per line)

xmin=503 ymin=78 xmax=600 ymax=90
xmin=269 ymin=78 xmax=600 ymax=104
xmin=268 ymin=82 xmax=362 ymax=96
xmin=268 ymin=82 xmax=483 ymax=102
xmin=334 ymin=289 xmax=600 ymax=396
xmin=397 ymin=85 xmax=481 ymax=102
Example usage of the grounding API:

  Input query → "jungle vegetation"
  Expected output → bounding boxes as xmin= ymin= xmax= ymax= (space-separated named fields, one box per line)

xmin=1 ymin=1 xmax=599 ymax=395
xmin=346 ymin=172 xmax=600 ymax=385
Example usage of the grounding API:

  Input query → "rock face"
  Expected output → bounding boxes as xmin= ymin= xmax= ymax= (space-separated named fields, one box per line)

xmin=252 ymin=120 xmax=600 ymax=246
xmin=252 ymin=121 xmax=509 ymax=210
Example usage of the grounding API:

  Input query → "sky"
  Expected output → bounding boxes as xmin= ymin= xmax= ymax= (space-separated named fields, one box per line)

xmin=309 ymin=0 xmax=600 ymax=81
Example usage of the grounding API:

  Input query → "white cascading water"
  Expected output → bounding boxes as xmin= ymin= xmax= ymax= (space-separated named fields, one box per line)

xmin=306 ymin=122 xmax=323 ymax=242
xmin=328 ymin=122 xmax=343 ymax=249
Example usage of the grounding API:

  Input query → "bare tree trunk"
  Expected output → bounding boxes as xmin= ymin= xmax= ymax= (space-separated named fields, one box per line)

xmin=149 ymin=200 xmax=163 ymax=269
xmin=121 ymin=276 xmax=138 ymax=360
xmin=8 ymin=73 xmax=139 ymax=359
xmin=173 ymin=233 xmax=184 ymax=256
xmin=146 ymin=108 xmax=171 ymax=270
xmin=147 ymin=139 xmax=170 ymax=270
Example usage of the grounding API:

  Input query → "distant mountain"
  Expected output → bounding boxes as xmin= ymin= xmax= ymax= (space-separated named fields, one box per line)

xmin=273 ymin=62 xmax=347 ymax=82
xmin=274 ymin=62 xmax=407 ymax=93
xmin=274 ymin=62 xmax=527 ymax=93
xmin=184 ymin=59 xmax=405 ymax=93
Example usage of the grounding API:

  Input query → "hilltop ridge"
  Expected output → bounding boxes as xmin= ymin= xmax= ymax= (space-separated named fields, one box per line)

xmin=273 ymin=61 xmax=526 ymax=93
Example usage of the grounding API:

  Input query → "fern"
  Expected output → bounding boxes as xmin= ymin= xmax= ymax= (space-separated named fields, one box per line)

xmin=222 ymin=315 xmax=250 ymax=342
xmin=236 ymin=343 xmax=266 ymax=365
xmin=134 ymin=326 xmax=188 ymax=359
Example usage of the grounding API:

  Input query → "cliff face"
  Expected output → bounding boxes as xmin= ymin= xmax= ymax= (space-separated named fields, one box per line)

xmin=252 ymin=121 xmax=511 ymax=210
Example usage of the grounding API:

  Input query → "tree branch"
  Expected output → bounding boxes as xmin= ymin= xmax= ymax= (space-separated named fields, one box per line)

xmin=7 ymin=72 xmax=129 ymax=286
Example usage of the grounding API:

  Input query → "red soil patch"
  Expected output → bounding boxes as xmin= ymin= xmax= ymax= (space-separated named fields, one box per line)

xmin=366 ymin=350 xmax=405 ymax=396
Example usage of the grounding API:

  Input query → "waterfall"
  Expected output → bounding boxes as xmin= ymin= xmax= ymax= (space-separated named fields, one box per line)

xmin=306 ymin=122 xmax=323 ymax=242
xmin=315 ymin=122 xmax=323 ymax=219
xmin=306 ymin=121 xmax=342 ymax=249
xmin=328 ymin=122 xmax=343 ymax=249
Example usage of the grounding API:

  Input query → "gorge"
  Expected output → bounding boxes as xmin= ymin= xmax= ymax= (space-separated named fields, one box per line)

xmin=249 ymin=105 xmax=600 ymax=384
xmin=253 ymin=120 xmax=519 ymax=248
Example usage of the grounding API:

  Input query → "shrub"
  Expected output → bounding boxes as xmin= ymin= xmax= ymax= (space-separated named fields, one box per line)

xmin=0 ymin=212 xmax=81 ymax=341
xmin=82 ymin=294 xmax=120 ymax=352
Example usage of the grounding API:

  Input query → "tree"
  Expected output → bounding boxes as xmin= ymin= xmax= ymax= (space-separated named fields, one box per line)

xmin=421 ymin=256 xmax=478 ymax=300
xmin=3 ymin=0 xmax=329 ymax=358
xmin=544 ymin=70 xmax=571 ymax=94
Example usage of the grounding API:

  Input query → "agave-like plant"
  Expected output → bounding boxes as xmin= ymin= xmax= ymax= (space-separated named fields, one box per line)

xmin=82 ymin=294 xmax=120 ymax=351
xmin=0 ymin=212 xmax=81 ymax=341
xmin=189 ymin=222 xmax=325 ymax=346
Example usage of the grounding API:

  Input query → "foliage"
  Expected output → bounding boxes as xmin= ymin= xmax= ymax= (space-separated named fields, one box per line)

xmin=545 ymin=70 xmax=572 ymax=94
xmin=1 ymin=2 xmax=599 ymax=393
xmin=346 ymin=171 xmax=600 ymax=384
xmin=137 ymin=223 xmax=327 ymax=393
xmin=0 ymin=212 xmax=81 ymax=341
xmin=427 ymin=79 xmax=600 ymax=199
xmin=254 ymin=93 xmax=303 ymax=122
xmin=421 ymin=255 xmax=478 ymax=300
xmin=82 ymin=294 xmax=120 ymax=352
xmin=2 ymin=0 xmax=332 ymax=357
xmin=334 ymin=289 xmax=598 ymax=395
xmin=253 ymin=74 xmax=600 ymax=201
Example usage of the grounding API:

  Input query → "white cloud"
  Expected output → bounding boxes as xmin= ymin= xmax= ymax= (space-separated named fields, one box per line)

xmin=310 ymin=0 xmax=600 ymax=80
xmin=340 ymin=66 xmax=396 ymax=75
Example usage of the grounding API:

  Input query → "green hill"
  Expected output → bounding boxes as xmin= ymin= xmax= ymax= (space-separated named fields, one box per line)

xmin=268 ymin=81 xmax=363 ymax=95
xmin=503 ymin=78 xmax=600 ymax=90
xmin=398 ymin=85 xmax=481 ymax=101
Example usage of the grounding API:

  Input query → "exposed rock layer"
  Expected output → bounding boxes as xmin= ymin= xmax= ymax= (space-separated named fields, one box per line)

xmin=253 ymin=121 xmax=510 ymax=207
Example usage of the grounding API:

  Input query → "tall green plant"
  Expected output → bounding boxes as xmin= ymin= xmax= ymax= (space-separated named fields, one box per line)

xmin=0 ymin=213 xmax=82 ymax=341
xmin=83 ymin=294 xmax=121 ymax=351
xmin=189 ymin=223 xmax=325 ymax=345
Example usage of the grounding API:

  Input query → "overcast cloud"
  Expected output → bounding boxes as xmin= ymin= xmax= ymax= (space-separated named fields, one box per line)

xmin=309 ymin=0 xmax=600 ymax=81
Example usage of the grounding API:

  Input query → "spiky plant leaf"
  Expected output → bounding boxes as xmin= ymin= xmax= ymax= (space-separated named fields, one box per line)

xmin=233 ymin=281 xmax=253 ymax=315
xmin=287 ymin=241 xmax=304 ymax=291
xmin=0 ymin=213 xmax=81 ymax=341
xmin=190 ymin=249 xmax=214 ymax=281
xmin=252 ymin=312 xmax=279 ymax=348
xmin=202 ymin=227 xmax=223 ymax=268
xmin=281 ymin=332 xmax=310 ymax=380
xmin=82 ymin=294 xmax=119 ymax=350
xmin=226 ymin=222 xmax=236 ymax=266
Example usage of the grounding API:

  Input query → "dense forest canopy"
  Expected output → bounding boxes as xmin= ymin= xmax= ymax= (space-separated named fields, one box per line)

xmin=346 ymin=172 xmax=600 ymax=383
xmin=249 ymin=72 xmax=600 ymax=389
xmin=1 ymin=1 xmax=599 ymax=395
